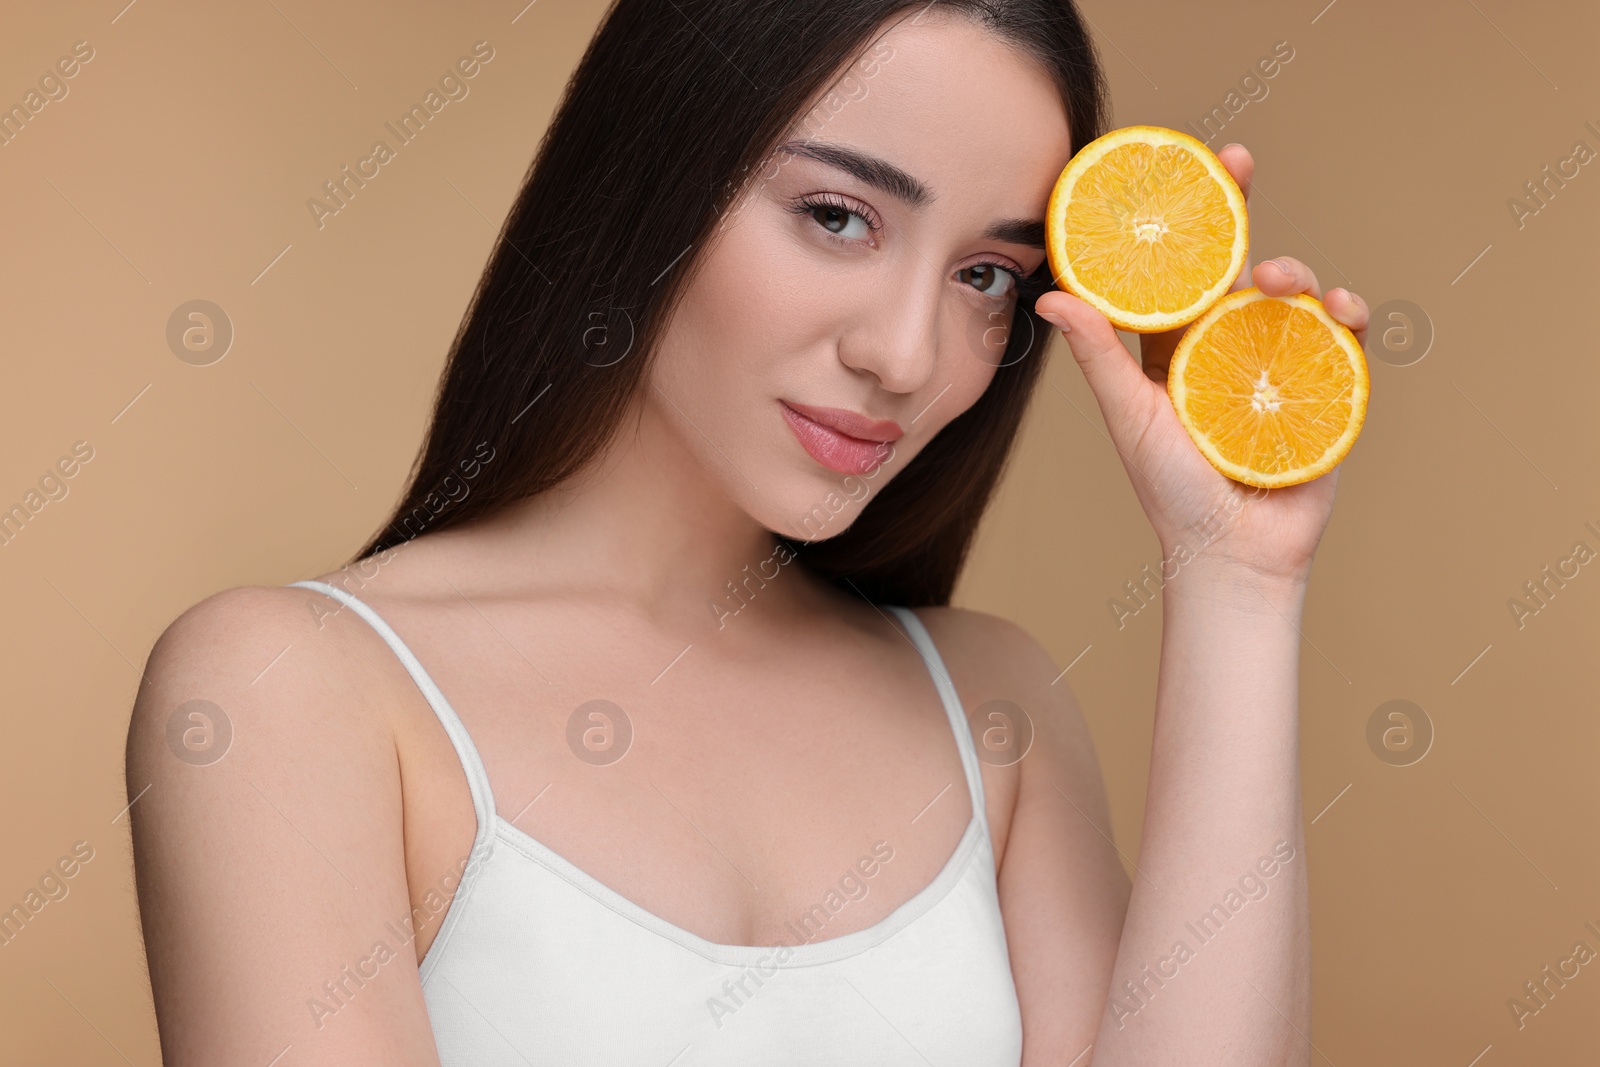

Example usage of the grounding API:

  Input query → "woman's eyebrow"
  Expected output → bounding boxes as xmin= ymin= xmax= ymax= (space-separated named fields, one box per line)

xmin=777 ymin=139 xmax=932 ymax=206
xmin=774 ymin=139 xmax=1046 ymax=249
xmin=983 ymin=218 xmax=1046 ymax=249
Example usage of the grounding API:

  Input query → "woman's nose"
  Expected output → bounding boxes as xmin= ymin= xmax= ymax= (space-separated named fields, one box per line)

xmin=835 ymin=260 xmax=945 ymax=395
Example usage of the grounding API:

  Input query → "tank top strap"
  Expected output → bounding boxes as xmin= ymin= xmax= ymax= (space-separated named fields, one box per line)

xmin=289 ymin=579 xmax=498 ymax=843
xmin=883 ymin=605 xmax=988 ymax=829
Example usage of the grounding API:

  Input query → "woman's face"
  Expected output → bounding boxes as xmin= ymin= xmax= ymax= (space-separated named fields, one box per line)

xmin=645 ymin=10 xmax=1074 ymax=542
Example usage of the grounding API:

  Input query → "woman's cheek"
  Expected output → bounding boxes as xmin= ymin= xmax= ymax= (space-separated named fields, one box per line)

xmin=698 ymin=225 xmax=824 ymax=366
xmin=943 ymin=303 xmax=1008 ymax=404
xmin=960 ymin=292 xmax=1032 ymax=370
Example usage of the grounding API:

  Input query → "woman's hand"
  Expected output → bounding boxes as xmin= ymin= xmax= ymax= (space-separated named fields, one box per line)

xmin=1033 ymin=142 xmax=1369 ymax=589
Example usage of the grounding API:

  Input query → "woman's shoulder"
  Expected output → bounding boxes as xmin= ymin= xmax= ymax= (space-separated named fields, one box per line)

xmin=905 ymin=604 xmax=1111 ymax=869
xmin=129 ymin=580 xmax=413 ymax=775
xmin=142 ymin=579 xmax=399 ymax=686
xmin=899 ymin=603 xmax=1069 ymax=698
xmin=900 ymin=606 xmax=1100 ymax=769
xmin=124 ymin=581 xmax=442 ymax=1062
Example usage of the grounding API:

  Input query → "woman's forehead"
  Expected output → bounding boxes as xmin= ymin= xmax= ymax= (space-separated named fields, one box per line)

xmin=797 ymin=14 xmax=1073 ymax=222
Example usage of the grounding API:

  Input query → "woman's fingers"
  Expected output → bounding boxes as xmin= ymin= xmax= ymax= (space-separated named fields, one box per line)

xmin=1252 ymin=257 xmax=1370 ymax=348
xmin=1328 ymin=286 xmax=1369 ymax=349
xmin=1253 ymin=256 xmax=1321 ymax=298
xmin=1216 ymin=142 xmax=1254 ymax=202
xmin=1035 ymin=289 xmax=1157 ymax=436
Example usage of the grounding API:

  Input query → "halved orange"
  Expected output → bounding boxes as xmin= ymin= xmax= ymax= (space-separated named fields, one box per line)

xmin=1046 ymin=125 xmax=1248 ymax=333
xmin=1168 ymin=288 xmax=1369 ymax=488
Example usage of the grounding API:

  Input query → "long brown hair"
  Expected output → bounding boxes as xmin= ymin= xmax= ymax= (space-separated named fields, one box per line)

xmin=350 ymin=0 xmax=1110 ymax=607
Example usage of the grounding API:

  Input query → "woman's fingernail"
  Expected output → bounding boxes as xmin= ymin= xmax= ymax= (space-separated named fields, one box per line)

xmin=1039 ymin=311 xmax=1070 ymax=333
xmin=1222 ymin=142 xmax=1242 ymax=151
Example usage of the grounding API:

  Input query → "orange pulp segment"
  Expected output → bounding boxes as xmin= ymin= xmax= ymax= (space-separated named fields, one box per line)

xmin=1168 ymin=288 xmax=1369 ymax=488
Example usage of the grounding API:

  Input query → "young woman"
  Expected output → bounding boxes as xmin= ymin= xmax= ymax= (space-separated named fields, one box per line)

xmin=127 ymin=1 xmax=1368 ymax=1064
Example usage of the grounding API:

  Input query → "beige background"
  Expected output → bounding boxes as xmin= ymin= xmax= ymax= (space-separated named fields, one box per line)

xmin=2 ymin=0 xmax=1595 ymax=1062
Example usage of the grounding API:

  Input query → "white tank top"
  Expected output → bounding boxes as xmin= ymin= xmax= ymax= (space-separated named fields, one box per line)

xmin=290 ymin=579 xmax=1023 ymax=1064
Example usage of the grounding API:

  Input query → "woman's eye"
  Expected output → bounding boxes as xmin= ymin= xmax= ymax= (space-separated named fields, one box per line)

xmin=960 ymin=263 xmax=1018 ymax=299
xmin=808 ymin=203 xmax=873 ymax=242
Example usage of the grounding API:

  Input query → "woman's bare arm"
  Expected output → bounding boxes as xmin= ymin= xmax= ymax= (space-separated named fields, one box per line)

xmin=999 ymin=565 xmax=1309 ymax=1066
xmin=1010 ymin=138 xmax=1367 ymax=1064
xmin=1091 ymin=563 xmax=1310 ymax=1062
xmin=125 ymin=586 xmax=444 ymax=1067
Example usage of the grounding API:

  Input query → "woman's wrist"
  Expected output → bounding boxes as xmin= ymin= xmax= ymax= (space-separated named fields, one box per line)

xmin=1159 ymin=553 xmax=1311 ymax=616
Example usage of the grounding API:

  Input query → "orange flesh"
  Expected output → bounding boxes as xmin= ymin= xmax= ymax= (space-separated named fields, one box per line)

xmin=1179 ymin=297 xmax=1361 ymax=477
xmin=1062 ymin=143 xmax=1240 ymax=317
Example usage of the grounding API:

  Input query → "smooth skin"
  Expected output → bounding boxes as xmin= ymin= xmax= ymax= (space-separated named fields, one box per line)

xmin=125 ymin=9 xmax=1366 ymax=1066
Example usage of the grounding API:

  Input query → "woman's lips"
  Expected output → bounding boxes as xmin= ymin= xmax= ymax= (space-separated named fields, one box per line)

xmin=779 ymin=401 xmax=897 ymax=475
